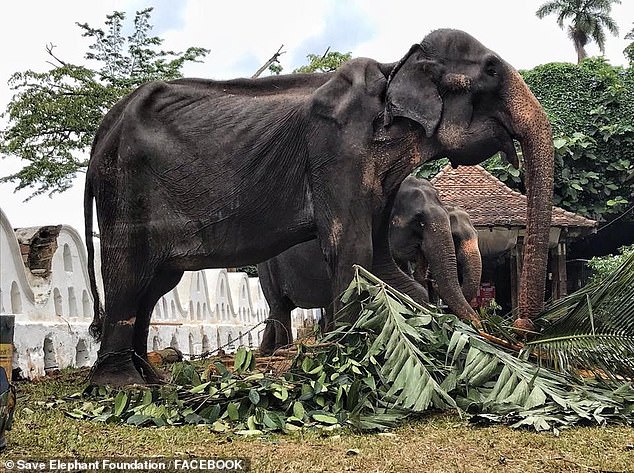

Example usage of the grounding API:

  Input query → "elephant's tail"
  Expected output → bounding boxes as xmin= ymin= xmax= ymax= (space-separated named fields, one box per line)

xmin=84 ymin=175 xmax=104 ymax=341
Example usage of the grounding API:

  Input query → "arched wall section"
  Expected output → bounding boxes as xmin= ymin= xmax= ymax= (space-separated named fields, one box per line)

xmin=1 ymin=206 xmax=321 ymax=379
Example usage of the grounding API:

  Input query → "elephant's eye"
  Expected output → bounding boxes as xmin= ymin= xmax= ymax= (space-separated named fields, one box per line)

xmin=484 ymin=56 xmax=499 ymax=77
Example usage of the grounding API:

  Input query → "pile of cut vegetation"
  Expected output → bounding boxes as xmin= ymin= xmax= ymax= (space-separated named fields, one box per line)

xmin=65 ymin=254 xmax=634 ymax=435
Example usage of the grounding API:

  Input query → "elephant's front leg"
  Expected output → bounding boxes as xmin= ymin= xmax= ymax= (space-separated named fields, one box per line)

xmin=316 ymin=211 xmax=373 ymax=328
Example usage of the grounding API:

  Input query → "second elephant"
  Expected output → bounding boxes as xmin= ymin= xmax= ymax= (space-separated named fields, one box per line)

xmin=258 ymin=176 xmax=482 ymax=354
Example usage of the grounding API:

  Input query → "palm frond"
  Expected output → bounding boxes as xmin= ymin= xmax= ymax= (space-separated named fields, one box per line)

xmin=333 ymin=266 xmax=634 ymax=432
xmin=343 ymin=267 xmax=457 ymax=411
xmin=536 ymin=1 xmax=570 ymax=22
xmin=525 ymin=251 xmax=634 ymax=380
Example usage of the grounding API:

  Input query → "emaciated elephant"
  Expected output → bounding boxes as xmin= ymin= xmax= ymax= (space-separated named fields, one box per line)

xmin=85 ymin=29 xmax=553 ymax=386
xmin=258 ymin=176 xmax=482 ymax=353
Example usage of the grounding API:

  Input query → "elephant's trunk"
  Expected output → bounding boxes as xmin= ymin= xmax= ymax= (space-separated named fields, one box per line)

xmin=456 ymin=238 xmax=482 ymax=303
xmin=505 ymin=70 xmax=554 ymax=326
xmin=421 ymin=217 xmax=481 ymax=327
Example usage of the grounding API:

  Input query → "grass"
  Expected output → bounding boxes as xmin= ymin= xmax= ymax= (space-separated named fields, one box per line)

xmin=1 ymin=368 xmax=634 ymax=473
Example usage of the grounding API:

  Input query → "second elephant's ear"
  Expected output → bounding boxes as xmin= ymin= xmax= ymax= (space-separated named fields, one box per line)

xmin=385 ymin=44 xmax=443 ymax=138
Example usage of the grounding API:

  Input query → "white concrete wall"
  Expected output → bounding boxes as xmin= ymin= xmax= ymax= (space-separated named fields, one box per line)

xmin=0 ymin=206 xmax=320 ymax=379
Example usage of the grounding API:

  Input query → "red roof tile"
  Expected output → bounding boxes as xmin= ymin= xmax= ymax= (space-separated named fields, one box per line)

xmin=430 ymin=165 xmax=597 ymax=229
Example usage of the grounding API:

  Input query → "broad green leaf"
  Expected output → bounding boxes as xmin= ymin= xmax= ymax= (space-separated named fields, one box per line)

xmin=247 ymin=415 xmax=258 ymax=431
xmin=236 ymin=429 xmax=263 ymax=436
xmin=293 ymin=401 xmax=305 ymax=420
xmin=211 ymin=421 xmax=229 ymax=432
xmin=244 ymin=372 xmax=265 ymax=381
xmin=273 ymin=386 xmax=289 ymax=401
xmin=201 ymin=404 xmax=221 ymax=423
xmin=248 ymin=389 xmax=260 ymax=406
xmin=113 ymin=391 xmax=128 ymax=417
xmin=66 ymin=410 xmax=85 ymax=419
xmin=126 ymin=415 xmax=151 ymax=426
xmin=141 ymin=389 xmax=153 ymax=406
xmin=301 ymin=357 xmax=313 ymax=373
xmin=189 ymin=382 xmax=211 ymax=394
xmin=308 ymin=364 xmax=323 ymax=375
xmin=234 ymin=347 xmax=247 ymax=372
xmin=262 ymin=411 xmax=280 ymax=429
xmin=312 ymin=414 xmax=338 ymax=424
xmin=226 ymin=402 xmax=240 ymax=421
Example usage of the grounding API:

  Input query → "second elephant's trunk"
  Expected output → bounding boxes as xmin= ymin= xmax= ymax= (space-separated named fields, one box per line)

xmin=456 ymin=237 xmax=482 ymax=303
xmin=419 ymin=211 xmax=481 ymax=327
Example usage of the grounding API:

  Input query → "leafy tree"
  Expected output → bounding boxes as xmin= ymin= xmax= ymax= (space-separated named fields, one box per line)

xmin=536 ymin=0 xmax=621 ymax=63
xmin=0 ymin=8 xmax=208 ymax=196
xmin=294 ymin=49 xmax=351 ymax=73
xmin=522 ymin=59 xmax=634 ymax=221
xmin=587 ymin=244 xmax=634 ymax=281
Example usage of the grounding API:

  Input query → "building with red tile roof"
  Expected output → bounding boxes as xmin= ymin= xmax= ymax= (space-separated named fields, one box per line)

xmin=430 ymin=165 xmax=597 ymax=313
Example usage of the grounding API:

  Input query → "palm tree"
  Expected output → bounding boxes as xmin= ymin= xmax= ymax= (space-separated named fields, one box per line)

xmin=536 ymin=0 xmax=621 ymax=63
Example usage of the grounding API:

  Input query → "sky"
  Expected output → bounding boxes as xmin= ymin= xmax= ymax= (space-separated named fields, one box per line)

xmin=1 ymin=0 xmax=633 ymax=238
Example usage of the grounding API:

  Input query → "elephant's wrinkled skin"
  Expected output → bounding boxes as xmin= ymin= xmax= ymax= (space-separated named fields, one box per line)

xmin=85 ymin=29 xmax=553 ymax=386
xmin=258 ymin=176 xmax=482 ymax=354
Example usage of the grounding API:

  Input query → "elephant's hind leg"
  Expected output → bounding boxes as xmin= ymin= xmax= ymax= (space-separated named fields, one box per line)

xmin=132 ymin=269 xmax=184 ymax=384
xmin=89 ymin=241 xmax=159 ymax=386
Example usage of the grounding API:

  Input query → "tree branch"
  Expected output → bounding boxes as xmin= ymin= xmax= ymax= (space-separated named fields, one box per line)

xmin=45 ymin=43 xmax=68 ymax=67
xmin=251 ymin=45 xmax=285 ymax=79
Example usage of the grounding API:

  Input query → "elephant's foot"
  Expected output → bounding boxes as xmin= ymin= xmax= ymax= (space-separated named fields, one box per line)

xmin=259 ymin=324 xmax=276 ymax=355
xmin=132 ymin=352 xmax=167 ymax=385
xmin=259 ymin=320 xmax=292 ymax=355
xmin=513 ymin=317 xmax=536 ymax=338
xmin=89 ymin=350 xmax=146 ymax=387
xmin=467 ymin=313 xmax=483 ymax=330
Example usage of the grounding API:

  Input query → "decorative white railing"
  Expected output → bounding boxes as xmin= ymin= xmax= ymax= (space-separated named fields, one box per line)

xmin=0 ymin=207 xmax=318 ymax=379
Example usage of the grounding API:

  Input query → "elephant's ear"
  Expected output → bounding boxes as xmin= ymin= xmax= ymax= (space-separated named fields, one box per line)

xmin=310 ymin=58 xmax=387 ymax=128
xmin=385 ymin=44 xmax=443 ymax=138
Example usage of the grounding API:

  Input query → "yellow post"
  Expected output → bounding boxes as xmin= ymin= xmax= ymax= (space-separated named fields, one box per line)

xmin=0 ymin=315 xmax=14 ymax=383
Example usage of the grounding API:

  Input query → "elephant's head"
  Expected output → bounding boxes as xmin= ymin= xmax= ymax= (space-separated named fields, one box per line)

xmin=385 ymin=29 xmax=554 ymax=324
